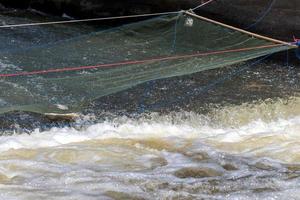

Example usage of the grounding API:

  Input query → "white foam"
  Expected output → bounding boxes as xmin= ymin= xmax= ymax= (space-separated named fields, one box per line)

xmin=0 ymin=114 xmax=299 ymax=153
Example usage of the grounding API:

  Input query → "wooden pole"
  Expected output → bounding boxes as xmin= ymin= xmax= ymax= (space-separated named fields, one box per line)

xmin=185 ymin=11 xmax=297 ymax=48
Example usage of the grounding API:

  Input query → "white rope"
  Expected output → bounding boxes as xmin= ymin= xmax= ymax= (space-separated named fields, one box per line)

xmin=0 ymin=1 xmax=215 ymax=28
xmin=0 ymin=11 xmax=181 ymax=28
xmin=191 ymin=0 xmax=215 ymax=11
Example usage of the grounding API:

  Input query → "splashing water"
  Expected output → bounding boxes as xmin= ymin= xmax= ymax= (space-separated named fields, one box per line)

xmin=0 ymin=97 xmax=299 ymax=200
xmin=0 ymin=8 xmax=300 ymax=200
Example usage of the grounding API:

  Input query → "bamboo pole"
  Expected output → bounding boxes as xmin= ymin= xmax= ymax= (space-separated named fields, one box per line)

xmin=185 ymin=11 xmax=296 ymax=48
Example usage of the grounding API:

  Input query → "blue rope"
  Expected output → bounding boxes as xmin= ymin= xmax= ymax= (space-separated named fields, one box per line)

xmin=245 ymin=0 xmax=277 ymax=30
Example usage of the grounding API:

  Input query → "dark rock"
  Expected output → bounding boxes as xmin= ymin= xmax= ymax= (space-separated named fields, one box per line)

xmin=0 ymin=112 xmax=73 ymax=135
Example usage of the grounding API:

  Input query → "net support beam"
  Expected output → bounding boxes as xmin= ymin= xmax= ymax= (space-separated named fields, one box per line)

xmin=185 ymin=11 xmax=296 ymax=47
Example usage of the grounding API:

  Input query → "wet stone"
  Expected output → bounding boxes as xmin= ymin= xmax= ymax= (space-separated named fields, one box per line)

xmin=174 ymin=167 xmax=223 ymax=179
xmin=149 ymin=157 xmax=168 ymax=169
xmin=183 ymin=151 xmax=210 ymax=162
xmin=286 ymin=173 xmax=300 ymax=180
xmin=171 ymin=195 xmax=195 ymax=200
xmin=253 ymin=161 xmax=276 ymax=171
xmin=157 ymin=182 xmax=170 ymax=190
xmin=222 ymin=163 xmax=238 ymax=171
xmin=0 ymin=173 xmax=10 ymax=183
xmin=104 ymin=191 xmax=145 ymax=200
xmin=286 ymin=164 xmax=300 ymax=172
xmin=252 ymin=187 xmax=277 ymax=193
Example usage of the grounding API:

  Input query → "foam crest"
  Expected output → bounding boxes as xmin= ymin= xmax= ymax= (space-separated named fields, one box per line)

xmin=0 ymin=113 xmax=298 ymax=153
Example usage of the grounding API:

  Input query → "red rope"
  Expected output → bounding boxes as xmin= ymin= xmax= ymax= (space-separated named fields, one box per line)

xmin=0 ymin=44 xmax=283 ymax=78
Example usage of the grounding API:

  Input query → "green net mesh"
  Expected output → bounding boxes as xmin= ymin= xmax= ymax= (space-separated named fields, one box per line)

xmin=0 ymin=12 xmax=292 ymax=114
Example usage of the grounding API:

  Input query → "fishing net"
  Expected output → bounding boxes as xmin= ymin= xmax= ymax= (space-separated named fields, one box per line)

xmin=0 ymin=11 xmax=293 ymax=114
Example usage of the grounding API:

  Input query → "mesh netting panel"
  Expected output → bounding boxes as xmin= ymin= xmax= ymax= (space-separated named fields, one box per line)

xmin=0 ymin=12 xmax=291 ymax=114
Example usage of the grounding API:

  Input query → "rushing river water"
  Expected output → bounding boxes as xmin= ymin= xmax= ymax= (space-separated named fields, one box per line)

xmin=0 ymin=8 xmax=300 ymax=200
xmin=0 ymin=98 xmax=300 ymax=200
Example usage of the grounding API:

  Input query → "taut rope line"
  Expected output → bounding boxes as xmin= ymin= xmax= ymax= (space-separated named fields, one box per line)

xmin=0 ymin=1 xmax=215 ymax=28
xmin=191 ymin=0 xmax=215 ymax=11
xmin=0 ymin=44 xmax=285 ymax=77
xmin=0 ymin=11 xmax=180 ymax=28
